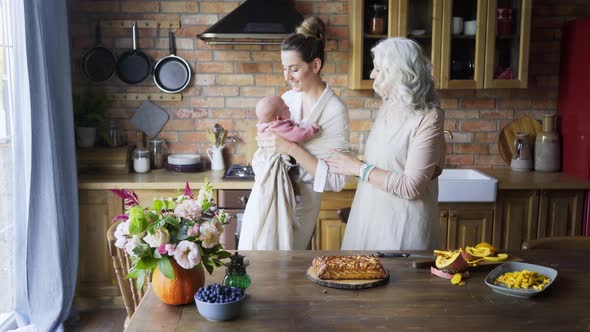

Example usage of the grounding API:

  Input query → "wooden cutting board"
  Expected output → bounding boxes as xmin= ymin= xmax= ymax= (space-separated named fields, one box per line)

xmin=498 ymin=116 xmax=542 ymax=165
xmin=411 ymin=255 xmax=524 ymax=269
xmin=306 ymin=266 xmax=389 ymax=289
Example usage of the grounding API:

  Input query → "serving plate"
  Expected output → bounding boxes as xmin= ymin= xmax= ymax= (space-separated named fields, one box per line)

xmin=484 ymin=262 xmax=558 ymax=298
xmin=306 ymin=266 xmax=389 ymax=289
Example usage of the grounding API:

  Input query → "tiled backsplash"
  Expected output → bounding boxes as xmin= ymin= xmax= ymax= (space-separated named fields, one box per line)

xmin=68 ymin=0 xmax=589 ymax=168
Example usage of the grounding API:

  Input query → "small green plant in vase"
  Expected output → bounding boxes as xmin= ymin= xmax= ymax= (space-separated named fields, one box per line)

xmin=73 ymin=89 xmax=111 ymax=147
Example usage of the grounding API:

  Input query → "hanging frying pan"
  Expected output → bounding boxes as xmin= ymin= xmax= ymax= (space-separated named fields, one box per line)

xmin=116 ymin=21 xmax=151 ymax=84
xmin=153 ymin=32 xmax=191 ymax=93
xmin=81 ymin=23 xmax=116 ymax=82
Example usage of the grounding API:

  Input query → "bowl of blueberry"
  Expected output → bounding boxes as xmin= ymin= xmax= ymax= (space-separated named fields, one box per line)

xmin=194 ymin=283 xmax=246 ymax=321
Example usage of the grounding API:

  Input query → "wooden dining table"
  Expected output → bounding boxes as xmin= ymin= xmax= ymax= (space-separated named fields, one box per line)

xmin=125 ymin=250 xmax=590 ymax=331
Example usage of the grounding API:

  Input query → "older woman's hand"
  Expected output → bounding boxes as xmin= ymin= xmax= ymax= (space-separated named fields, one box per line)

xmin=257 ymin=130 xmax=295 ymax=155
xmin=326 ymin=150 xmax=363 ymax=177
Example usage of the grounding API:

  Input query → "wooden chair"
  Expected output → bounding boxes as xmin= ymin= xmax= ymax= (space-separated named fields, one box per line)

xmin=107 ymin=221 xmax=150 ymax=328
xmin=338 ymin=207 xmax=351 ymax=224
xmin=521 ymin=236 xmax=590 ymax=250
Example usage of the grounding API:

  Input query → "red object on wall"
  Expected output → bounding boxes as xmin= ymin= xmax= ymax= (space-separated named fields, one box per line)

xmin=558 ymin=18 xmax=590 ymax=236
xmin=558 ymin=18 xmax=590 ymax=181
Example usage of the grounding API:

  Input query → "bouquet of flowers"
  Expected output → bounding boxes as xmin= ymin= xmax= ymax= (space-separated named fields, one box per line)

xmin=110 ymin=180 xmax=232 ymax=289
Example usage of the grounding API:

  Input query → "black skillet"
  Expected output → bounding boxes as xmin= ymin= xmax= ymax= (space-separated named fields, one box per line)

xmin=81 ymin=23 xmax=116 ymax=82
xmin=116 ymin=21 xmax=151 ymax=84
xmin=153 ymin=31 xmax=191 ymax=93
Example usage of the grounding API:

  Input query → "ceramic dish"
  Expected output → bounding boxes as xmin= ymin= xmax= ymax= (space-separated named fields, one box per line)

xmin=167 ymin=153 xmax=201 ymax=166
xmin=484 ymin=262 xmax=558 ymax=298
xmin=166 ymin=161 xmax=205 ymax=173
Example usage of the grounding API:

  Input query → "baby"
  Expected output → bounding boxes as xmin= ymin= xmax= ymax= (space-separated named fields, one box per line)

xmin=255 ymin=96 xmax=320 ymax=202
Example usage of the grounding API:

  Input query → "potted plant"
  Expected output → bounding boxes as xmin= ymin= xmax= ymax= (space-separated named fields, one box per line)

xmin=110 ymin=180 xmax=232 ymax=305
xmin=73 ymin=89 xmax=111 ymax=147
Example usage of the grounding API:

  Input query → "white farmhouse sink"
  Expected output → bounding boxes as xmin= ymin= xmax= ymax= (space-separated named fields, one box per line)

xmin=438 ymin=169 xmax=498 ymax=202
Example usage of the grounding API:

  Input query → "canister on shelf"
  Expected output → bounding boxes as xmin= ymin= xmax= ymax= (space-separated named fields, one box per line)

xmin=132 ymin=148 xmax=150 ymax=173
xmin=148 ymin=138 xmax=167 ymax=169
xmin=368 ymin=3 xmax=387 ymax=35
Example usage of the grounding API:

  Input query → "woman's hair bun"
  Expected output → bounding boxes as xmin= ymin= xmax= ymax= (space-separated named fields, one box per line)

xmin=296 ymin=16 xmax=325 ymax=44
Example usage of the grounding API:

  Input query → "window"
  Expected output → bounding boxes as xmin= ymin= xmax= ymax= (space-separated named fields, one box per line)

xmin=0 ymin=0 xmax=16 ymax=317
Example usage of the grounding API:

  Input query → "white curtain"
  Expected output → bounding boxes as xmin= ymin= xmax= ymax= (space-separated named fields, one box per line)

xmin=12 ymin=0 xmax=78 ymax=331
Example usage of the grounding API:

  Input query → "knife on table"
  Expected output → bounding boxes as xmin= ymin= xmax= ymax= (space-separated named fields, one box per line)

xmin=374 ymin=252 xmax=435 ymax=259
xmin=374 ymin=252 xmax=436 ymax=269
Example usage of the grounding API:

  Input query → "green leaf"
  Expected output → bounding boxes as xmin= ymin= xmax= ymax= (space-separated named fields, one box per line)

xmin=126 ymin=267 xmax=141 ymax=279
xmin=203 ymin=262 xmax=214 ymax=275
xmin=157 ymin=256 xmax=175 ymax=280
xmin=136 ymin=256 xmax=158 ymax=270
xmin=137 ymin=270 xmax=146 ymax=291
xmin=151 ymin=199 xmax=164 ymax=212
xmin=217 ymin=251 xmax=232 ymax=259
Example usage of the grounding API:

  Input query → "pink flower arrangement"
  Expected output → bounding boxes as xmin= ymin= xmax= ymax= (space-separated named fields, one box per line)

xmin=110 ymin=180 xmax=231 ymax=288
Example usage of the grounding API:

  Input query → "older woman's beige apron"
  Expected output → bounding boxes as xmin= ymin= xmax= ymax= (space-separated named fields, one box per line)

xmin=341 ymin=106 xmax=441 ymax=250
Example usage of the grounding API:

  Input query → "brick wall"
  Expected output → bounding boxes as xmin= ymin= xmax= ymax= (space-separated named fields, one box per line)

xmin=68 ymin=0 xmax=590 ymax=168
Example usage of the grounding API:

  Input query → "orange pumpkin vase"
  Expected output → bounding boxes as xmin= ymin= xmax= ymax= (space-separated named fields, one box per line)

xmin=152 ymin=260 xmax=205 ymax=305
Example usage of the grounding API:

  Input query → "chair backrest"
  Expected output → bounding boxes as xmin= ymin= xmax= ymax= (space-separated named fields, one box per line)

xmin=107 ymin=221 xmax=150 ymax=327
xmin=521 ymin=236 xmax=590 ymax=250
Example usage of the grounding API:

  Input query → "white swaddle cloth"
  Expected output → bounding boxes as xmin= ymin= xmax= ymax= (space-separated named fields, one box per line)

xmin=238 ymin=150 xmax=297 ymax=250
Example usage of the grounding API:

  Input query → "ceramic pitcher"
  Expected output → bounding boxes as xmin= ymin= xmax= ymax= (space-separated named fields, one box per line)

xmin=207 ymin=145 xmax=225 ymax=171
xmin=511 ymin=132 xmax=533 ymax=171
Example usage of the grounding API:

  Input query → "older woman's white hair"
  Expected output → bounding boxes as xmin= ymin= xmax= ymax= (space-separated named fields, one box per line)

xmin=371 ymin=37 xmax=438 ymax=110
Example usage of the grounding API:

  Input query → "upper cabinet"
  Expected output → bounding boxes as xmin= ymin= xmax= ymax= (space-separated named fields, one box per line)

xmin=348 ymin=0 xmax=532 ymax=90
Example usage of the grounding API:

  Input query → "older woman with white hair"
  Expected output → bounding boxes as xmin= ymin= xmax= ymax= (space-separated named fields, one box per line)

xmin=326 ymin=37 xmax=446 ymax=250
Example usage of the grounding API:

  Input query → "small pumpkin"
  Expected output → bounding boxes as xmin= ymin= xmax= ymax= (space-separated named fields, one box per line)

xmin=435 ymin=251 xmax=468 ymax=274
xmin=152 ymin=260 xmax=205 ymax=305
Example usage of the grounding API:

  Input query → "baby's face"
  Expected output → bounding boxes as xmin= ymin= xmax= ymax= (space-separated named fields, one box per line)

xmin=275 ymin=99 xmax=291 ymax=120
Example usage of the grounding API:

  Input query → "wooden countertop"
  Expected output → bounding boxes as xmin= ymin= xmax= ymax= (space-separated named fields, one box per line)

xmin=125 ymin=250 xmax=590 ymax=332
xmin=477 ymin=168 xmax=590 ymax=190
xmin=77 ymin=168 xmax=590 ymax=191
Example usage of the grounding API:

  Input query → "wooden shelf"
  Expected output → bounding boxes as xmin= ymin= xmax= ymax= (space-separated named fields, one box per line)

xmin=112 ymin=93 xmax=182 ymax=102
xmin=100 ymin=20 xmax=180 ymax=29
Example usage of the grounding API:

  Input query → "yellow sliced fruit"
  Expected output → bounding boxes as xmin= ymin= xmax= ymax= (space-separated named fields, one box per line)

xmin=465 ymin=246 xmax=492 ymax=258
xmin=476 ymin=242 xmax=497 ymax=255
xmin=482 ymin=253 xmax=509 ymax=262
xmin=451 ymin=273 xmax=462 ymax=285
xmin=435 ymin=251 xmax=468 ymax=274
xmin=433 ymin=249 xmax=453 ymax=257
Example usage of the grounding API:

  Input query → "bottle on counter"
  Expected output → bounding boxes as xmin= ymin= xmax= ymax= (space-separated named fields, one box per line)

xmin=535 ymin=114 xmax=561 ymax=172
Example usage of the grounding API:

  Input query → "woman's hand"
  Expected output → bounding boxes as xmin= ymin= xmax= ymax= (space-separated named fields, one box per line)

xmin=326 ymin=150 xmax=363 ymax=177
xmin=257 ymin=130 xmax=295 ymax=155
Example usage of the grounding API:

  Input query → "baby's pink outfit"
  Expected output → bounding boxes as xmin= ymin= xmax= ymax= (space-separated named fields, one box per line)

xmin=257 ymin=119 xmax=319 ymax=143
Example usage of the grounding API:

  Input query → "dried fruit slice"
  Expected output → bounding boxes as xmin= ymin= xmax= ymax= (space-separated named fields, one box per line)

xmin=482 ymin=253 xmax=509 ymax=262
xmin=451 ymin=273 xmax=462 ymax=285
xmin=435 ymin=251 xmax=468 ymax=274
xmin=465 ymin=246 xmax=492 ymax=258
xmin=476 ymin=242 xmax=497 ymax=256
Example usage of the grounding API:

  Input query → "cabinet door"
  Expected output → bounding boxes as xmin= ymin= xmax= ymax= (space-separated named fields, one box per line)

xmin=399 ymin=0 xmax=443 ymax=87
xmin=348 ymin=0 xmax=400 ymax=89
xmin=538 ymin=190 xmax=584 ymax=238
xmin=493 ymin=190 xmax=539 ymax=250
xmin=446 ymin=204 xmax=494 ymax=249
xmin=77 ymin=190 xmax=123 ymax=308
xmin=314 ymin=211 xmax=347 ymax=250
xmin=440 ymin=0 xmax=488 ymax=89
xmin=483 ymin=0 xmax=531 ymax=88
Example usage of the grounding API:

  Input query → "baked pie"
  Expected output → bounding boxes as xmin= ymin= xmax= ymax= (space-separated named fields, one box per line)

xmin=312 ymin=255 xmax=387 ymax=280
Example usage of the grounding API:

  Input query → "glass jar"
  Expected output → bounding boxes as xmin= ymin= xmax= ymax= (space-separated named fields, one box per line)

xmin=223 ymin=252 xmax=251 ymax=290
xmin=368 ymin=3 xmax=387 ymax=35
xmin=148 ymin=138 xmax=166 ymax=169
xmin=132 ymin=148 xmax=150 ymax=173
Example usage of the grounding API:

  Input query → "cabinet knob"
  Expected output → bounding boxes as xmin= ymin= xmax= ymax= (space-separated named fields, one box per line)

xmin=440 ymin=211 xmax=448 ymax=218
xmin=449 ymin=211 xmax=456 ymax=218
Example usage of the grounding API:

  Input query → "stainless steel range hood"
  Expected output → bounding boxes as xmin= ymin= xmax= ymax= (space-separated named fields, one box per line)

xmin=197 ymin=0 xmax=304 ymax=45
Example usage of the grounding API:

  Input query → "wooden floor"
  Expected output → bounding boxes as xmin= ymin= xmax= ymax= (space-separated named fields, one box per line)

xmin=65 ymin=309 xmax=126 ymax=332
